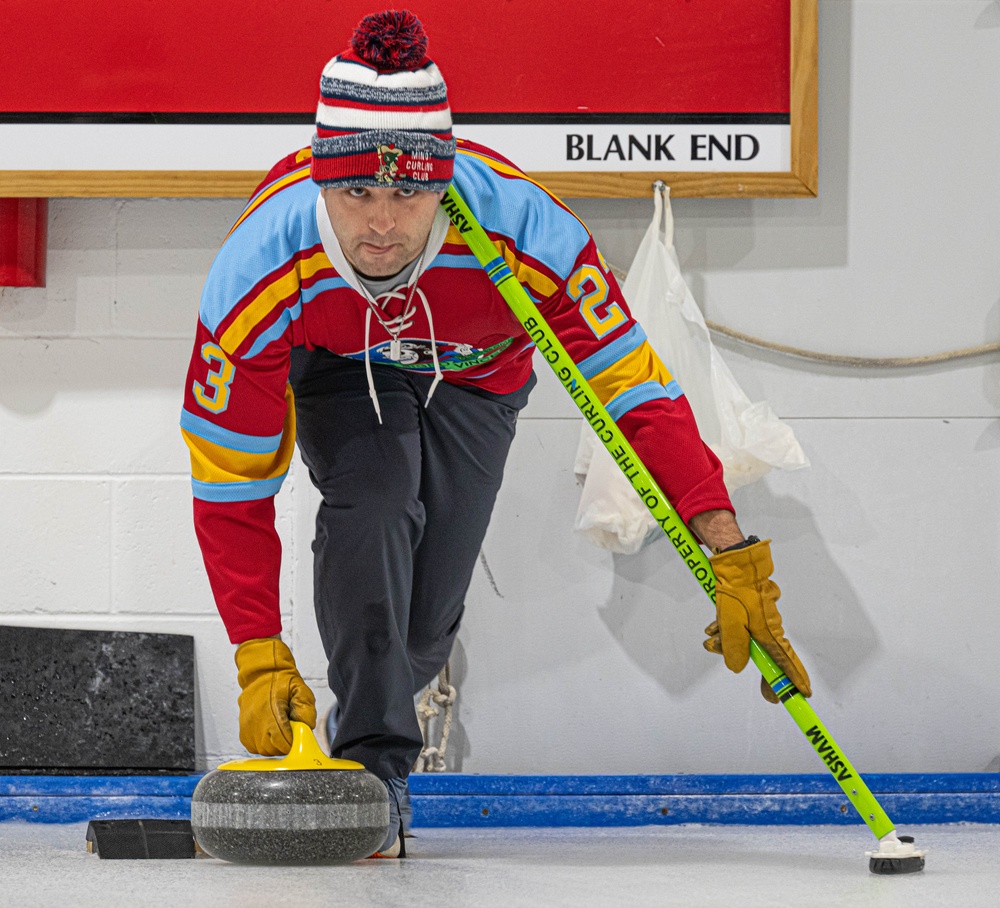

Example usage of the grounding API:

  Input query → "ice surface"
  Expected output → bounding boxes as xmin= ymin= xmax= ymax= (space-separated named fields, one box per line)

xmin=3 ymin=822 xmax=998 ymax=908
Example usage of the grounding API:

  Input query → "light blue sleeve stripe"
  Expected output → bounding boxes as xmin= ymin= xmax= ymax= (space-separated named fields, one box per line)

xmin=192 ymin=473 xmax=288 ymax=503
xmin=200 ymin=179 xmax=321 ymax=334
xmin=577 ymin=324 xmax=648 ymax=379
xmin=301 ymin=276 xmax=352 ymax=303
xmin=180 ymin=409 xmax=282 ymax=454
xmin=453 ymin=153 xmax=589 ymax=281
xmin=428 ymin=254 xmax=484 ymax=270
xmin=244 ymin=299 xmax=301 ymax=360
xmin=606 ymin=380 xmax=685 ymax=421
xmin=240 ymin=276 xmax=350 ymax=359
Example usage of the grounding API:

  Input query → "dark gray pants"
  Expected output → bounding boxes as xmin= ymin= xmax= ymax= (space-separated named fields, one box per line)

xmin=289 ymin=349 xmax=533 ymax=780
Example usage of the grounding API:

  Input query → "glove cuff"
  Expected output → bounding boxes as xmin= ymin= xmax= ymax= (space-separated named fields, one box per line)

xmin=235 ymin=637 xmax=296 ymax=686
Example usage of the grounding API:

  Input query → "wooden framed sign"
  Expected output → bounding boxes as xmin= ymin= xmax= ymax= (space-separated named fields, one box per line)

xmin=0 ymin=0 xmax=816 ymax=198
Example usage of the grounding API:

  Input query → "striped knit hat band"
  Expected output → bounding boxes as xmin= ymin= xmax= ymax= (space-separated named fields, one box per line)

xmin=311 ymin=11 xmax=455 ymax=191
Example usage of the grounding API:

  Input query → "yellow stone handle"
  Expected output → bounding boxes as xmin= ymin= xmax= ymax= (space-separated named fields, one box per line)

xmin=218 ymin=721 xmax=366 ymax=772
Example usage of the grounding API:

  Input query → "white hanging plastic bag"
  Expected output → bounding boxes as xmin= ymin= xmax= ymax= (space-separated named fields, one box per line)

xmin=573 ymin=184 xmax=809 ymax=553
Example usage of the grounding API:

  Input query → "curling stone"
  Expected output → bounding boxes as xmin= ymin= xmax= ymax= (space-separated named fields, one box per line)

xmin=191 ymin=721 xmax=389 ymax=864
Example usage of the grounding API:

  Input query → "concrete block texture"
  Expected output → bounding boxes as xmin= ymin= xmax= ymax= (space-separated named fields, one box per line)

xmin=0 ymin=338 xmax=194 ymax=474
xmin=111 ymin=477 xmax=217 ymax=615
xmin=0 ymin=198 xmax=243 ymax=341
xmin=113 ymin=198 xmax=243 ymax=338
xmin=0 ymin=479 xmax=112 ymax=613
xmin=457 ymin=415 xmax=1000 ymax=776
xmin=0 ymin=200 xmax=117 ymax=338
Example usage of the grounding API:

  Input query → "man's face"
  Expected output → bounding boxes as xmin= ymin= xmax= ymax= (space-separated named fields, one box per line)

xmin=323 ymin=185 xmax=444 ymax=279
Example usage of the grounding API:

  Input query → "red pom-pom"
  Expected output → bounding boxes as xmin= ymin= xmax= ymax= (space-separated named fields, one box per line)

xmin=351 ymin=10 xmax=429 ymax=71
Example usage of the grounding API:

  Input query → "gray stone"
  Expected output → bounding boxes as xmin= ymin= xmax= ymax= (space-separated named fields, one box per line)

xmin=191 ymin=768 xmax=389 ymax=864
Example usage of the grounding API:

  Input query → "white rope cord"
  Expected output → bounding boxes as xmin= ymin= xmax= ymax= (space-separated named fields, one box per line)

xmin=414 ymin=662 xmax=456 ymax=773
xmin=704 ymin=319 xmax=1000 ymax=368
xmin=606 ymin=263 xmax=999 ymax=368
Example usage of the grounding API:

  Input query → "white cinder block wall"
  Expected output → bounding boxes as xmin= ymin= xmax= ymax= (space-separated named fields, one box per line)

xmin=2 ymin=2 xmax=998 ymax=774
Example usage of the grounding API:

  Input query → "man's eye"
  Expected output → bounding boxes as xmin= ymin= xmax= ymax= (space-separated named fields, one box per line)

xmin=348 ymin=188 xmax=367 ymax=198
xmin=398 ymin=189 xmax=416 ymax=198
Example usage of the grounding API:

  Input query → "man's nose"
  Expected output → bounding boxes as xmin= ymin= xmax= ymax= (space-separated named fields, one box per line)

xmin=368 ymin=199 xmax=395 ymax=235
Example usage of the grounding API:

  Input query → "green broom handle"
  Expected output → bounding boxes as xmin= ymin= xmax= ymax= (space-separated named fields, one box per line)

xmin=441 ymin=185 xmax=895 ymax=841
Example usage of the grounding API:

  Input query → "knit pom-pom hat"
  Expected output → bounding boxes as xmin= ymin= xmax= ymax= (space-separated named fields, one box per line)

xmin=311 ymin=10 xmax=455 ymax=191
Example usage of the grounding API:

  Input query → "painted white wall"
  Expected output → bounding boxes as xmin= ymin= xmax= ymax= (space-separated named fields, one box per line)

xmin=1 ymin=1 xmax=998 ymax=775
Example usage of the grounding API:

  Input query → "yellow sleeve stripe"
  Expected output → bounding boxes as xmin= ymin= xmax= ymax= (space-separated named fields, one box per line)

xmin=226 ymin=164 xmax=312 ymax=240
xmin=456 ymin=148 xmax=589 ymax=232
xmin=444 ymin=224 xmax=468 ymax=246
xmin=587 ymin=341 xmax=676 ymax=405
xmin=443 ymin=226 xmax=559 ymax=299
xmin=183 ymin=385 xmax=297 ymax=485
xmin=219 ymin=250 xmax=332 ymax=355
xmin=495 ymin=238 xmax=559 ymax=299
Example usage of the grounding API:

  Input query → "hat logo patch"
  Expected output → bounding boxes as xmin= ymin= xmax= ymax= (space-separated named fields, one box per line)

xmin=375 ymin=144 xmax=402 ymax=183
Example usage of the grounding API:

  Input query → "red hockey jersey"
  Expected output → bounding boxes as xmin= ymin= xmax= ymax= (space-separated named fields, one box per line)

xmin=181 ymin=140 xmax=731 ymax=643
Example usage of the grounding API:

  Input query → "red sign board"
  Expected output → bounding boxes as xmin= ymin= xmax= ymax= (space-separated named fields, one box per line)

xmin=0 ymin=0 xmax=815 ymax=198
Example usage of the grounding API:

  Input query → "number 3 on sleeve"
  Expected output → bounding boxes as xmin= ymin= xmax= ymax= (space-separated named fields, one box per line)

xmin=193 ymin=343 xmax=236 ymax=414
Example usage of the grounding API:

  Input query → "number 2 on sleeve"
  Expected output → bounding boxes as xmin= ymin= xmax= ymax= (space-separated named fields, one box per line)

xmin=569 ymin=264 xmax=626 ymax=339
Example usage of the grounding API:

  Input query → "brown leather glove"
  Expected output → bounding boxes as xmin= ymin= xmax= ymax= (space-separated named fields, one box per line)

xmin=703 ymin=538 xmax=811 ymax=703
xmin=234 ymin=637 xmax=317 ymax=755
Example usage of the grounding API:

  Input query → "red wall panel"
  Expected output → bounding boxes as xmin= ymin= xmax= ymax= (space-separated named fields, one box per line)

xmin=0 ymin=0 xmax=790 ymax=115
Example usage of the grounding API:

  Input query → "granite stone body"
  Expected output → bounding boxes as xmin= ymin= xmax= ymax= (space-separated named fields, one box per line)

xmin=191 ymin=768 xmax=389 ymax=864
